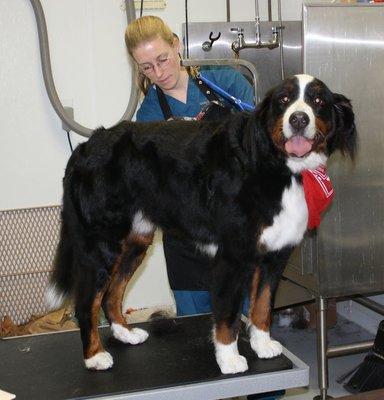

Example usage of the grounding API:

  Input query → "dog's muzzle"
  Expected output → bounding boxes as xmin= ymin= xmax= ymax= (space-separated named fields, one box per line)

xmin=285 ymin=111 xmax=314 ymax=157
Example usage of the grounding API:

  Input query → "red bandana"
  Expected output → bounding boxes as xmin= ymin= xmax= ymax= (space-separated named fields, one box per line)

xmin=302 ymin=165 xmax=334 ymax=230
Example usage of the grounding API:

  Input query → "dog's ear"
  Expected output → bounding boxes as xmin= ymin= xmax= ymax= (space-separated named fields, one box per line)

xmin=242 ymin=92 xmax=274 ymax=164
xmin=328 ymin=93 xmax=357 ymax=160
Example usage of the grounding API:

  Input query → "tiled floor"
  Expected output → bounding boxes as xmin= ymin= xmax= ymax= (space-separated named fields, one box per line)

xmin=230 ymin=316 xmax=374 ymax=400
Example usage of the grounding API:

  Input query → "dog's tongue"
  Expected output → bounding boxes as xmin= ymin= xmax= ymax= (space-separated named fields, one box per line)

xmin=285 ymin=136 xmax=313 ymax=157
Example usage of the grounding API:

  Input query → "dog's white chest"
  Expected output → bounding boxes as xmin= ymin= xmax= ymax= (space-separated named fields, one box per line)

xmin=259 ymin=178 xmax=308 ymax=251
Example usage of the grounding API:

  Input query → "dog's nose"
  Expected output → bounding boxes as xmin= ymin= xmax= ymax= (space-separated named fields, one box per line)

xmin=289 ymin=112 xmax=310 ymax=131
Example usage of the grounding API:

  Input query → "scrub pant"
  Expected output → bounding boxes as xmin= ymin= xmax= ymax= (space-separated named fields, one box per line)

xmin=163 ymin=233 xmax=249 ymax=317
xmin=174 ymin=290 xmax=250 ymax=316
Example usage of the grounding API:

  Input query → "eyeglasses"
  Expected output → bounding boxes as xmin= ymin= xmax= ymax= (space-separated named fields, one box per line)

xmin=138 ymin=55 xmax=173 ymax=75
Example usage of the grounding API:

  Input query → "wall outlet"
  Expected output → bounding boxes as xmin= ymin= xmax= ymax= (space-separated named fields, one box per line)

xmin=134 ymin=0 xmax=166 ymax=10
xmin=62 ymin=106 xmax=74 ymax=133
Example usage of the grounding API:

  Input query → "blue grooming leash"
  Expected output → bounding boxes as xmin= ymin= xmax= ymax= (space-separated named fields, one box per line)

xmin=197 ymin=73 xmax=255 ymax=112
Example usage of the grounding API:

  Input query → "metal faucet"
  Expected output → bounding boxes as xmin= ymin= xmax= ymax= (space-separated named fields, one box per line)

xmin=230 ymin=0 xmax=281 ymax=53
xmin=231 ymin=25 xmax=279 ymax=53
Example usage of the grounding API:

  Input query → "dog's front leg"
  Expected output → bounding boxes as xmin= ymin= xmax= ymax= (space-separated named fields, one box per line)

xmin=248 ymin=248 xmax=293 ymax=359
xmin=213 ymin=322 xmax=248 ymax=374
xmin=211 ymin=259 xmax=248 ymax=374
xmin=248 ymin=266 xmax=282 ymax=358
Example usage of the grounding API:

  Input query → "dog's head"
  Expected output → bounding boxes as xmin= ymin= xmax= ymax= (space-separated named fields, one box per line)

xmin=250 ymin=74 xmax=357 ymax=173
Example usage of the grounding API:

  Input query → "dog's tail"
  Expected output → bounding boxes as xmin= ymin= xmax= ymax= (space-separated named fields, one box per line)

xmin=46 ymin=149 xmax=81 ymax=311
xmin=45 ymin=218 xmax=74 ymax=310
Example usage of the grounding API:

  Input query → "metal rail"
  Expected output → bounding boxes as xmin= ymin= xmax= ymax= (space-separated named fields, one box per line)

xmin=354 ymin=297 xmax=384 ymax=316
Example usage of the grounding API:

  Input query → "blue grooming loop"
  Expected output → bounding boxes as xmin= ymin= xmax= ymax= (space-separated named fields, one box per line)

xmin=198 ymin=73 xmax=255 ymax=112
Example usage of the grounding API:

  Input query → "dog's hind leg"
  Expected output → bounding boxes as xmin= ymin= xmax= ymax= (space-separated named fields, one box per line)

xmin=75 ymin=272 xmax=113 ymax=370
xmin=103 ymin=229 xmax=154 ymax=346
xmin=210 ymin=258 xmax=249 ymax=374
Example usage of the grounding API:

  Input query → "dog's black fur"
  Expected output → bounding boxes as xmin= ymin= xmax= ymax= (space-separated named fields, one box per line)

xmin=48 ymin=75 xmax=356 ymax=372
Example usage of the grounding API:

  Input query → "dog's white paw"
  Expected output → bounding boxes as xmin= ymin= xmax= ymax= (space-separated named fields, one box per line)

xmin=250 ymin=326 xmax=282 ymax=359
xmin=215 ymin=341 xmax=249 ymax=374
xmin=111 ymin=323 xmax=149 ymax=345
xmin=217 ymin=353 xmax=249 ymax=374
xmin=85 ymin=351 xmax=113 ymax=370
xmin=251 ymin=337 xmax=282 ymax=358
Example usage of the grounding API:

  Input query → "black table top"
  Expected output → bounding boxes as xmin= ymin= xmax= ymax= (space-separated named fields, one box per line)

xmin=0 ymin=314 xmax=292 ymax=400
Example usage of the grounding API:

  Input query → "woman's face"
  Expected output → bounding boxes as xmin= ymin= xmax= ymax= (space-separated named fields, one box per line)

xmin=132 ymin=36 xmax=181 ymax=91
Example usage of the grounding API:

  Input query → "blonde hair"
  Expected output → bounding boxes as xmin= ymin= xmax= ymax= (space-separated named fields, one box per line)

xmin=125 ymin=16 xmax=175 ymax=95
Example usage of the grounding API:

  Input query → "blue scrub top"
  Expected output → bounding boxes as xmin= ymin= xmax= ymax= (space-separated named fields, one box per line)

xmin=136 ymin=66 xmax=254 ymax=122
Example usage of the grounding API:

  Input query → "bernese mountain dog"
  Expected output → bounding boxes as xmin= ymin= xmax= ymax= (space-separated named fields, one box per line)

xmin=46 ymin=74 xmax=356 ymax=373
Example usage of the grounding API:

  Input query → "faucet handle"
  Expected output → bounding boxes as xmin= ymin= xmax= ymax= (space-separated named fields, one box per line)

xmin=230 ymin=27 xmax=245 ymax=53
xmin=230 ymin=27 xmax=244 ymax=35
xmin=273 ymin=25 xmax=285 ymax=34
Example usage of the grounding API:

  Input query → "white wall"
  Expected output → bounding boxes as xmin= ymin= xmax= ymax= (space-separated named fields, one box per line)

xmin=3 ymin=1 xmax=382 ymax=325
xmin=0 ymin=0 xmax=304 ymax=312
xmin=0 ymin=0 xmax=131 ymax=211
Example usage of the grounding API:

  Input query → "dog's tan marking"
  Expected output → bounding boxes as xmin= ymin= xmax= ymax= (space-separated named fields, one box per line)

xmin=85 ymin=290 xmax=106 ymax=359
xmin=315 ymin=117 xmax=329 ymax=136
xmin=271 ymin=117 xmax=285 ymax=151
xmin=248 ymin=266 xmax=260 ymax=318
xmin=215 ymin=321 xmax=237 ymax=345
xmin=249 ymin=283 xmax=272 ymax=332
xmin=105 ymin=232 xmax=154 ymax=326
xmin=313 ymin=117 xmax=329 ymax=153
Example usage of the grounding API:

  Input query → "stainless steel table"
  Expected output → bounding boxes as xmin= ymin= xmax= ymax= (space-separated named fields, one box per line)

xmin=0 ymin=314 xmax=308 ymax=400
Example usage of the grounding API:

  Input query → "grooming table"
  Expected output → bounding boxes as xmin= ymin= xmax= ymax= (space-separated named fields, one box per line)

xmin=0 ymin=314 xmax=308 ymax=400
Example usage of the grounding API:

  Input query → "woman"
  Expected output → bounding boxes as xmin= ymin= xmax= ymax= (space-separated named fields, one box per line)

xmin=125 ymin=15 xmax=254 ymax=316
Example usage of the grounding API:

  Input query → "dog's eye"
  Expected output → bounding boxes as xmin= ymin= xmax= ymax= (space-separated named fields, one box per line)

xmin=313 ymin=97 xmax=324 ymax=106
xmin=279 ymin=95 xmax=290 ymax=104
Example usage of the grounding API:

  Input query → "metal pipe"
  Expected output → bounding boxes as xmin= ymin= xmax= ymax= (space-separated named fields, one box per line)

xmin=226 ymin=0 xmax=231 ymax=22
xmin=255 ymin=0 xmax=261 ymax=44
xmin=125 ymin=0 xmax=136 ymax=33
xmin=277 ymin=0 xmax=285 ymax=80
xmin=316 ymin=297 xmax=329 ymax=400
xmin=255 ymin=0 xmax=260 ymax=16
xmin=354 ymin=297 xmax=384 ymax=316
xmin=124 ymin=0 xmax=141 ymax=120
xmin=327 ymin=341 xmax=373 ymax=358
xmin=185 ymin=0 xmax=189 ymax=58
xmin=268 ymin=0 xmax=272 ymax=22
xmin=29 ymin=0 xmax=139 ymax=138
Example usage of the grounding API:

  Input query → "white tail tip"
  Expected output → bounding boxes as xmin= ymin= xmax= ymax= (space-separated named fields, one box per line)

xmin=45 ymin=283 xmax=66 ymax=310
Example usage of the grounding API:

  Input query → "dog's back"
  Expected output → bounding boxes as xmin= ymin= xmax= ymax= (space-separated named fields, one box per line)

xmin=46 ymin=117 xmax=231 ymax=309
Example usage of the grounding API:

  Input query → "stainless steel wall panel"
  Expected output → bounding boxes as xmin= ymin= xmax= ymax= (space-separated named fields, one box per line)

xmin=183 ymin=21 xmax=302 ymax=98
xmin=290 ymin=4 xmax=384 ymax=297
xmin=184 ymin=9 xmax=384 ymax=299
